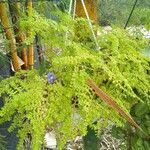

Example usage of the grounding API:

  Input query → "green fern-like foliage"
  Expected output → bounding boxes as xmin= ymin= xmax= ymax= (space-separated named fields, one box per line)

xmin=0 ymin=71 xmax=46 ymax=149
xmin=0 ymin=134 xmax=6 ymax=150
xmin=0 ymin=10 xmax=149 ymax=149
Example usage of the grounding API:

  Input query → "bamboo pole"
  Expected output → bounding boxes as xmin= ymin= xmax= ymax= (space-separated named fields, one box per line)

xmin=9 ymin=1 xmax=28 ymax=69
xmin=76 ymin=0 xmax=98 ymax=24
xmin=0 ymin=2 xmax=20 ymax=71
xmin=27 ymin=0 xmax=34 ymax=69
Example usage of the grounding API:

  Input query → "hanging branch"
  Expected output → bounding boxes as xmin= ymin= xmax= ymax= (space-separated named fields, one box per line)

xmin=27 ymin=0 xmax=34 ymax=69
xmin=9 ymin=0 xmax=28 ymax=69
xmin=0 ymin=2 xmax=20 ymax=71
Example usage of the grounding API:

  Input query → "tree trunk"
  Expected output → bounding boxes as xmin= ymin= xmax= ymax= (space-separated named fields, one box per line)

xmin=0 ymin=2 xmax=20 ymax=71
xmin=27 ymin=0 xmax=34 ymax=70
xmin=76 ymin=0 xmax=98 ymax=24
xmin=9 ymin=1 xmax=28 ymax=69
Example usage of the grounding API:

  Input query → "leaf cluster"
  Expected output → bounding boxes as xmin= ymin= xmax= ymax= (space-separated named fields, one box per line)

xmin=0 ymin=10 xmax=149 ymax=149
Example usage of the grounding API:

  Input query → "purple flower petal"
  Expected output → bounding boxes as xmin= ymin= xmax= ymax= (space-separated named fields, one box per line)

xmin=47 ymin=72 xmax=56 ymax=84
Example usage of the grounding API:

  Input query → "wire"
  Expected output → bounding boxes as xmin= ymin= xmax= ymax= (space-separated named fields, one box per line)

xmin=68 ymin=0 xmax=73 ymax=15
xmin=73 ymin=0 xmax=76 ymax=20
xmin=124 ymin=0 xmax=138 ymax=29
xmin=80 ymin=0 xmax=100 ymax=50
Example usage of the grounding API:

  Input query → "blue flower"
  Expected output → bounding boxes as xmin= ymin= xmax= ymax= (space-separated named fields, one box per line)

xmin=47 ymin=72 xmax=56 ymax=84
